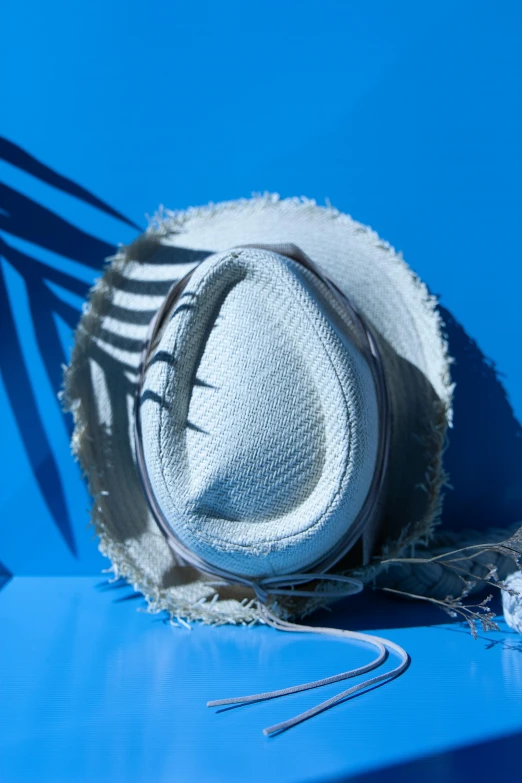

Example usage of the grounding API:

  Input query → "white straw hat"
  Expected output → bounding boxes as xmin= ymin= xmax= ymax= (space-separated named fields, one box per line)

xmin=66 ymin=195 xmax=522 ymax=735
xmin=65 ymin=195 xmax=454 ymax=624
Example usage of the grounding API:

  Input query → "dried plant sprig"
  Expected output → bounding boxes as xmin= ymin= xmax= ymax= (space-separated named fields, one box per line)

xmin=380 ymin=526 xmax=522 ymax=570
xmin=381 ymin=587 xmax=500 ymax=639
xmin=425 ymin=559 xmax=517 ymax=597
xmin=370 ymin=526 xmax=522 ymax=638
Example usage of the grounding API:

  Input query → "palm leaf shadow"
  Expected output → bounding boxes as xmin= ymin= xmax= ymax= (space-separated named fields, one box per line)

xmin=0 ymin=137 xmax=143 ymax=557
xmin=0 ymin=137 xmax=140 ymax=231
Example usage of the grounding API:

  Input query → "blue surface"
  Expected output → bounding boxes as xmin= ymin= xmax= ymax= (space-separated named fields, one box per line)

xmin=1 ymin=577 xmax=522 ymax=783
xmin=1 ymin=1 xmax=522 ymax=781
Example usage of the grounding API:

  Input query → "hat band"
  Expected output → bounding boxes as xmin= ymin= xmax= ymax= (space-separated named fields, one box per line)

xmin=133 ymin=243 xmax=407 ymax=736
xmin=134 ymin=242 xmax=390 ymax=599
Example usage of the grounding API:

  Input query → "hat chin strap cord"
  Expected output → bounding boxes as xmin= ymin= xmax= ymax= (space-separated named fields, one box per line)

xmin=134 ymin=243 xmax=410 ymax=736
xmin=210 ymin=603 xmax=409 ymax=737
xmin=175 ymin=550 xmax=410 ymax=737
xmin=144 ymin=531 xmax=410 ymax=737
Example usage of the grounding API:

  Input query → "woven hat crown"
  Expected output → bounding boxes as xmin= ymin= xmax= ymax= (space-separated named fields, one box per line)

xmin=140 ymin=247 xmax=379 ymax=577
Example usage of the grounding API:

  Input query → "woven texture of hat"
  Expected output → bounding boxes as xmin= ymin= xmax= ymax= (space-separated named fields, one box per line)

xmin=141 ymin=248 xmax=379 ymax=577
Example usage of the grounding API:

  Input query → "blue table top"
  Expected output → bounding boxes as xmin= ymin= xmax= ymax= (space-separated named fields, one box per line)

xmin=1 ymin=576 xmax=522 ymax=783
xmin=1 ymin=1 xmax=522 ymax=780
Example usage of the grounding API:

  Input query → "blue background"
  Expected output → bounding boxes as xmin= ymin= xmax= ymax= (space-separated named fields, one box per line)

xmin=1 ymin=1 xmax=522 ymax=781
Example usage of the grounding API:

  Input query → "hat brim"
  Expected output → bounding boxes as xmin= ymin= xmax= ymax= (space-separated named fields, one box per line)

xmin=65 ymin=195 xmax=453 ymax=623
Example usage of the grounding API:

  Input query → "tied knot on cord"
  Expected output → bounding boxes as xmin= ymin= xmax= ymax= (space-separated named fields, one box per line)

xmin=250 ymin=572 xmax=364 ymax=606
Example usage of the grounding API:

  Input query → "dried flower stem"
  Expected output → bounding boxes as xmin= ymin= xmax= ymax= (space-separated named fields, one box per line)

xmin=374 ymin=527 xmax=522 ymax=638
xmin=380 ymin=587 xmax=500 ymax=638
